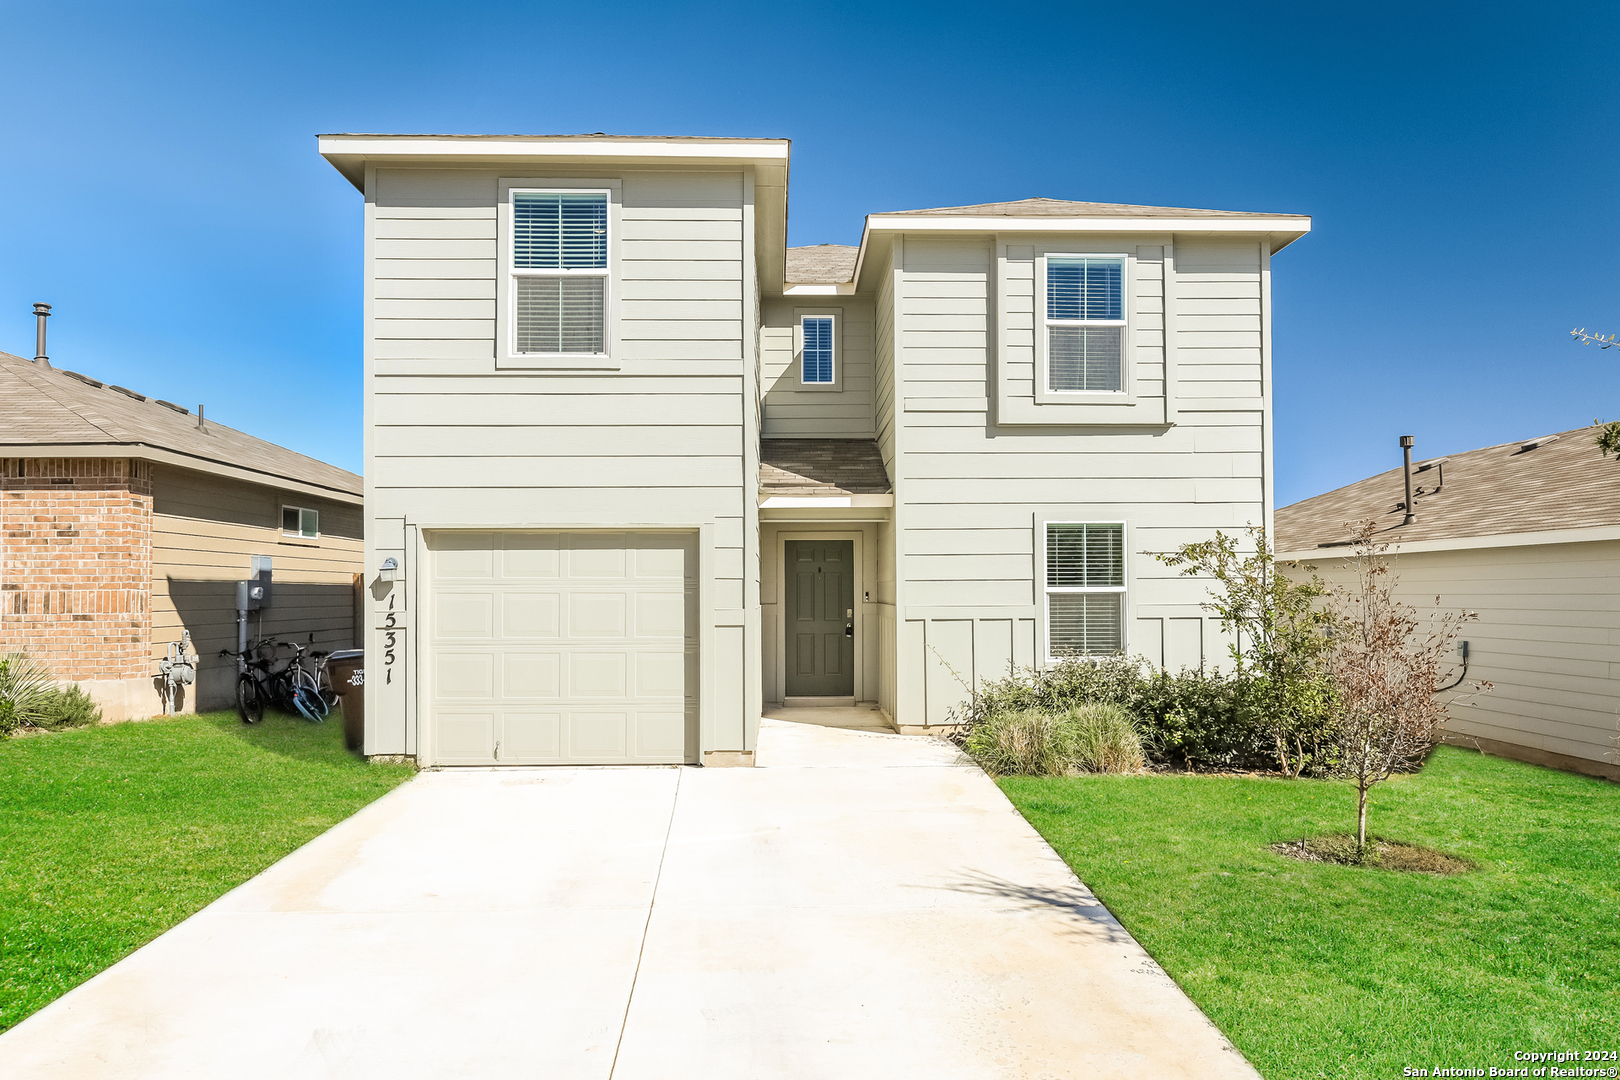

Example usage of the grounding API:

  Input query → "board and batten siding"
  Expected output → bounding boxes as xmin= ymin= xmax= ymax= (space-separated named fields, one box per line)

xmin=888 ymin=234 xmax=1263 ymax=726
xmin=1301 ymin=541 xmax=1620 ymax=777
xmin=759 ymin=298 xmax=876 ymax=437
xmin=150 ymin=464 xmax=362 ymax=711
xmin=365 ymin=166 xmax=756 ymax=757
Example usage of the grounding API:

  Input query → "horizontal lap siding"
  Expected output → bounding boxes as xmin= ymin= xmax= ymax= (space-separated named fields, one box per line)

xmin=760 ymin=298 xmax=876 ymax=437
xmin=894 ymin=235 xmax=1265 ymax=724
xmin=368 ymin=169 xmax=751 ymax=754
xmin=1302 ymin=543 xmax=1620 ymax=766
xmin=150 ymin=465 xmax=361 ymax=710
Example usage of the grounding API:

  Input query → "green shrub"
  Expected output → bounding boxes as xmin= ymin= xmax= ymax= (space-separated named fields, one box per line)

xmin=0 ymin=653 xmax=55 ymax=736
xmin=34 ymin=685 xmax=102 ymax=731
xmin=1064 ymin=702 xmax=1146 ymax=773
xmin=963 ymin=701 xmax=1147 ymax=777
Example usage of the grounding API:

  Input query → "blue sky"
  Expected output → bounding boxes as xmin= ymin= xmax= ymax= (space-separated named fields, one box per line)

xmin=2 ymin=1 xmax=1615 ymax=506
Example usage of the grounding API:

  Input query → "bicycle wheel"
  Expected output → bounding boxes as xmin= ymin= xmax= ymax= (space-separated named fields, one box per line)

xmin=236 ymin=675 xmax=264 ymax=724
xmin=292 ymin=685 xmax=325 ymax=723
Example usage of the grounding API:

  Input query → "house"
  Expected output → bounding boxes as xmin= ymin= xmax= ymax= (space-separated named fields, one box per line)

xmin=0 ymin=348 xmax=363 ymax=720
xmin=318 ymin=132 xmax=1310 ymax=766
xmin=1277 ymin=427 xmax=1620 ymax=782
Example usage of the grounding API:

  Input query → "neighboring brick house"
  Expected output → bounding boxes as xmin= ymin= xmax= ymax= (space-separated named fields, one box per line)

xmin=1 ymin=350 xmax=363 ymax=720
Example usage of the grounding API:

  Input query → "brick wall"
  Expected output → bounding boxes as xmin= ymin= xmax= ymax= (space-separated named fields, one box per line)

xmin=0 ymin=458 xmax=154 ymax=682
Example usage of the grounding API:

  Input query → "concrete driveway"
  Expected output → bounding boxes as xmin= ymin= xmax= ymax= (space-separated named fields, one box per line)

xmin=0 ymin=711 xmax=1256 ymax=1079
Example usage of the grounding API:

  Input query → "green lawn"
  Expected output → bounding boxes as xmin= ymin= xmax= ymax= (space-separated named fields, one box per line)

xmin=1001 ymin=747 xmax=1620 ymax=1080
xmin=0 ymin=710 xmax=414 ymax=1031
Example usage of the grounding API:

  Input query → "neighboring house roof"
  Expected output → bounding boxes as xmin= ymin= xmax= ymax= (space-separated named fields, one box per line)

xmin=785 ymin=245 xmax=859 ymax=285
xmin=759 ymin=440 xmax=892 ymax=495
xmin=0 ymin=351 xmax=362 ymax=502
xmin=877 ymin=197 xmax=1309 ymax=221
xmin=1275 ymin=426 xmax=1618 ymax=554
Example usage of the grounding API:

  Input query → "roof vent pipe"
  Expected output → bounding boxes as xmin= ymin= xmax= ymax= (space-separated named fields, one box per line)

xmin=197 ymin=404 xmax=206 ymax=430
xmin=1400 ymin=435 xmax=1416 ymax=526
xmin=32 ymin=303 xmax=51 ymax=368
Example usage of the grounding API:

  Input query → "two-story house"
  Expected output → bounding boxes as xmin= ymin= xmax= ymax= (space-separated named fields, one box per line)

xmin=319 ymin=133 xmax=1309 ymax=767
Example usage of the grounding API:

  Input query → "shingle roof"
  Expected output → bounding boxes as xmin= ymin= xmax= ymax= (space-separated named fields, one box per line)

xmin=0 ymin=351 xmax=361 ymax=498
xmin=785 ymin=244 xmax=859 ymax=284
xmin=878 ymin=197 xmax=1308 ymax=220
xmin=1275 ymin=426 xmax=1620 ymax=552
xmin=760 ymin=439 xmax=891 ymax=495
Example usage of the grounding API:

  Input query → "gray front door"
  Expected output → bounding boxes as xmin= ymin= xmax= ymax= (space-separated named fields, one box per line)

xmin=784 ymin=540 xmax=854 ymax=698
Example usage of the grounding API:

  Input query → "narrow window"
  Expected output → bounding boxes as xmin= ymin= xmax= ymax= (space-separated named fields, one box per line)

xmin=282 ymin=506 xmax=319 ymax=540
xmin=1046 ymin=256 xmax=1125 ymax=392
xmin=1045 ymin=523 xmax=1125 ymax=659
xmin=510 ymin=191 xmax=609 ymax=355
xmin=801 ymin=316 xmax=835 ymax=384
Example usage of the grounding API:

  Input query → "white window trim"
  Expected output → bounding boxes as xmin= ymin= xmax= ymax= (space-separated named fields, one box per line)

xmin=281 ymin=505 xmax=320 ymax=540
xmin=792 ymin=307 xmax=843 ymax=392
xmin=1035 ymin=251 xmax=1131 ymax=401
xmin=496 ymin=178 xmax=622 ymax=371
xmin=1035 ymin=517 xmax=1128 ymax=665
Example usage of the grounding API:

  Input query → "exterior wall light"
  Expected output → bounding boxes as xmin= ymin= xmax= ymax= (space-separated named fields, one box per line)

xmin=379 ymin=557 xmax=399 ymax=584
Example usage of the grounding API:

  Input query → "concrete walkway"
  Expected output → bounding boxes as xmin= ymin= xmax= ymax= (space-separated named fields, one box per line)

xmin=0 ymin=710 xmax=1256 ymax=1079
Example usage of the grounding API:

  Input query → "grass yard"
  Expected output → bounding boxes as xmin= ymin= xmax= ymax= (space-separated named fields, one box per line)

xmin=0 ymin=710 xmax=414 ymax=1032
xmin=1001 ymin=746 xmax=1620 ymax=1080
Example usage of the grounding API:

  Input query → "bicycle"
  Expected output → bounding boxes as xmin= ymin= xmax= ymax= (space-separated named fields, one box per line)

xmin=222 ymin=638 xmax=332 ymax=724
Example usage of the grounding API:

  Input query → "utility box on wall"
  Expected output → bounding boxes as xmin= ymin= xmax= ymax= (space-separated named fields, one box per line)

xmin=236 ymin=555 xmax=274 ymax=611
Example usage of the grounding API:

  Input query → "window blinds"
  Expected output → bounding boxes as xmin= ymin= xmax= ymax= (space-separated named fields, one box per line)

xmin=516 ymin=277 xmax=605 ymax=354
xmin=1048 ymin=594 xmax=1123 ymax=654
xmin=513 ymin=193 xmax=608 ymax=268
xmin=803 ymin=317 xmax=834 ymax=383
xmin=1048 ymin=327 xmax=1122 ymax=392
xmin=1047 ymin=257 xmax=1122 ymax=321
xmin=1046 ymin=523 xmax=1123 ymax=588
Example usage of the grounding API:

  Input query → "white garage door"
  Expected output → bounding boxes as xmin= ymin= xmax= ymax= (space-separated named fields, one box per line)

xmin=427 ymin=531 xmax=698 ymax=765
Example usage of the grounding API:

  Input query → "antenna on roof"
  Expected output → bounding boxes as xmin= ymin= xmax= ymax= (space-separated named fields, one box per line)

xmin=32 ymin=303 xmax=51 ymax=368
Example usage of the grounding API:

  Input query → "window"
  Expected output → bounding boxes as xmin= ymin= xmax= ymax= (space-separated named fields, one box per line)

xmin=1045 ymin=255 xmax=1125 ymax=392
xmin=1044 ymin=523 xmax=1125 ymax=659
xmin=509 ymin=191 xmax=609 ymax=356
xmin=281 ymin=506 xmax=319 ymax=540
xmin=801 ymin=315 xmax=835 ymax=384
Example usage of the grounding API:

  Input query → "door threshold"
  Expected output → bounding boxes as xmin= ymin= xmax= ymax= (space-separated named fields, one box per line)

xmin=783 ymin=696 xmax=857 ymax=708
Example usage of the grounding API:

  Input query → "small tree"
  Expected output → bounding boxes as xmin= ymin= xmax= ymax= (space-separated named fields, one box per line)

xmin=1327 ymin=522 xmax=1482 ymax=848
xmin=1156 ymin=525 xmax=1338 ymax=776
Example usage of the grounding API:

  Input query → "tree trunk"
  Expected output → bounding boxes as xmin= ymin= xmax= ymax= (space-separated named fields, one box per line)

xmin=1357 ymin=783 xmax=1369 ymax=847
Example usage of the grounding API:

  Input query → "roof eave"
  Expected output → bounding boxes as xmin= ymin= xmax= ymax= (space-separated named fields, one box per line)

xmin=0 ymin=441 xmax=363 ymax=504
xmin=317 ymin=133 xmax=793 ymax=193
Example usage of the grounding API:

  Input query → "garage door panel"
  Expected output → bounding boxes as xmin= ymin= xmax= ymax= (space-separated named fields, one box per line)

xmin=436 ymin=593 xmax=494 ymax=638
xmin=569 ymin=652 xmax=628 ymax=697
xmin=428 ymin=530 xmax=697 ymax=765
xmin=636 ymin=710 xmax=688 ymax=755
xmin=568 ymin=592 xmax=628 ymax=637
xmin=437 ymin=712 xmax=495 ymax=761
xmin=434 ymin=534 xmax=495 ymax=579
xmin=502 ymin=593 xmax=560 ymax=638
xmin=503 ymin=712 xmax=562 ymax=759
xmin=502 ymin=653 xmax=560 ymax=698
xmin=569 ymin=712 xmax=629 ymax=758
xmin=635 ymin=651 xmax=686 ymax=696
xmin=501 ymin=534 xmax=562 ymax=579
xmin=437 ymin=653 xmax=494 ymax=698
xmin=635 ymin=592 xmax=686 ymax=638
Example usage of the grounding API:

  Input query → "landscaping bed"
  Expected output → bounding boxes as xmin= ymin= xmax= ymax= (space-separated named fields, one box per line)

xmin=1000 ymin=746 xmax=1620 ymax=1079
xmin=0 ymin=710 xmax=414 ymax=1031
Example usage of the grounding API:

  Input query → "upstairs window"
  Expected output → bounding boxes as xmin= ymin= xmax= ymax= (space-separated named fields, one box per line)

xmin=510 ymin=191 xmax=609 ymax=356
xmin=1046 ymin=256 xmax=1125 ymax=392
xmin=282 ymin=506 xmax=319 ymax=540
xmin=801 ymin=316 xmax=835 ymax=384
xmin=1045 ymin=522 xmax=1124 ymax=659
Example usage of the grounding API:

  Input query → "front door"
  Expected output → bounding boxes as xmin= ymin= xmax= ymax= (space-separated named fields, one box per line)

xmin=784 ymin=540 xmax=854 ymax=698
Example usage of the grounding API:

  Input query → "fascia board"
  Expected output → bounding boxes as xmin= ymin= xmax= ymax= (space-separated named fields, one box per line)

xmin=0 ymin=442 xmax=363 ymax=505
xmin=317 ymin=135 xmax=790 ymax=175
xmin=782 ymin=283 xmax=858 ymax=297
xmin=1276 ymin=523 xmax=1620 ymax=563
xmin=758 ymin=494 xmax=895 ymax=508
xmin=863 ymin=214 xmax=1310 ymax=236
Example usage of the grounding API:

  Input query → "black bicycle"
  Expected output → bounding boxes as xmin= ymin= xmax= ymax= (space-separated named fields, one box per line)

xmin=222 ymin=638 xmax=335 ymax=724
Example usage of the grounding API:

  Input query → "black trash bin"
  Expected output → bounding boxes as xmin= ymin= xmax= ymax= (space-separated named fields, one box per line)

xmin=326 ymin=649 xmax=365 ymax=751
